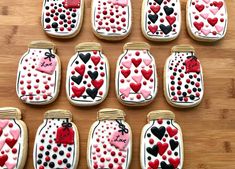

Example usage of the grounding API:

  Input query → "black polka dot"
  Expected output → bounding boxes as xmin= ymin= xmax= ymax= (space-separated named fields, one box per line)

xmin=190 ymin=95 xmax=195 ymax=100
xmin=72 ymin=13 xmax=76 ymax=17
xmin=171 ymin=81 xmax=175 ymax=85
xmin=171 ymin=92 xmax=175 ymax=96
xmin=37 ymin=160 xmax=42 ymax=165
xmin=197 ymin=78 xmax=201 ymax=82
xmin=52 ymin=154 xmax=57 ymax=159
xmin=45 ymin=18 xmax=50 ymax=23
xmin=55 ymin=12 xmax=59 ymax=16
xmin=49 ymin=162 xmax=55 ymax=168
xmin=177 ymin=86 xmax=181 ymax=90
xmin=63 ymin=159 xmax=68 ymax=163
xmin=185 ymin=85 xmax=189 ymax=89
xmin=173 ymin=72 xmax=177 ymax=76
xmin=67 ymin=163 xmax=71 ymax=168
xmin=189 ymin=75 xmax=193 ymax=79
xmin=60 ymin=14 xmax=66 ymax=20
xmin=41 ymin=139 xmax=44 ymax=143
xmin=45 ymin=6 xmax=49 ymax=10
xmin=191 ymin=81 xmax=195 ymax=85
xmin=198 ymin=88 xmax=202 ymax=92
xmin=52 ymin=22 xmax=58 ymax=28
xmin=147 ymin=156 xmax=151 ymax=160
xmin=45 ymin=151 xmax=50 ymax=156
xmin=59 ymin=151 xmax=64 ymax=156
xmin=165 ymin=134 xmax=168 ymax=137
xmin=43 ymin=162 xmax=48 ymax=167
xmin=75 ymin=61 xmax=79 ymax=64
xmin=178 ymin=78 xmax=181 ymax=81
xmin=71 ymin=24 xmax=75 ymax=28
xmin=72 ymin=19 xmax=76 ymax=23
xmin=167 ymin=121 xmax=170 ymax=125
xmin=88 ymin=65 xmax=92 ymax=68
xmin=183 ymin=92 xmax=187 ymax=97
xmin=38 ymin=153 xmax=43 ymax=158
xmin=47 ymin=145 xmax=51 ymax=149
xmin=68 ymin=147 xmax=72 ymax=151
xmin=175 ymin=152 xmax=178 ymax=156
xmin=83 ymin=81 xmax=87 ymax=84
xmin=193 ymin=88 xmax=197 ymax=92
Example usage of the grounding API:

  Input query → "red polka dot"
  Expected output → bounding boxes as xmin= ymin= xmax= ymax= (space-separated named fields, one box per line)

xmin=114 ymin=158 xmax=118 ymax=163
xmin=58 ymin=160 xmax=62 ymax=165
xmin=53 ymin=147 xmax=58 ymax=152
xmin=12 ymin=148 xmax=17 ymax=154
xmin=149 ymin=139 xmax=154 ymax=144
xmin=111 ymin=151 xmax=115 ymax=156
xmin=100 ymin=157 xmax=105 ymax=162
xmin=39 ymin=146 xmax=44 ymax=151
xmin=167 ymin=150 xmax=172 ymax=155
xmin=45 ymin=156 xmax=50 ymax=161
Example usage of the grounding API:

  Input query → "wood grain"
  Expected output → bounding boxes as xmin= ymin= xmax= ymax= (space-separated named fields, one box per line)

xmin=0 ymin=0 xmax=234 ymax=168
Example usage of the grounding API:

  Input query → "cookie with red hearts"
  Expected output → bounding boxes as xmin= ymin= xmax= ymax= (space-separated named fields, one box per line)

xmin=66 ymin=42 xmax=109 ymax=106
xmin=141 ymin=0 xmax=181 ymax=41
xmin=115 ymin=42 xmax=157 ymax=106
xmin=91 ymin=0 xmax=132 ymax=40
xmin=16 ymin=41 xmax=61 ymax=105
xmin=41 ymin=0 xmax=84 ymax=38
xmin=140 ymin=110 xmax=183 ymax=169
xmin=186 ymin=0 xmax=227 ymax=41
xmin=0 ymin=107 xmax=28 ymax=169
xmin=87 ymin=108 xmax=132 ymax=169
xmin=33 ymin=110 xmax=79 ymax=169
xmin=164 ymin=45 xmax=204 ymax=108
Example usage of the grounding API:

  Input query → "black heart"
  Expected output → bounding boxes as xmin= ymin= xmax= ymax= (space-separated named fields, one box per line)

xmin=71 ymin=75 xmax=83 ymax=85
xmin=148 ymin=14 xmax=158 ymax=23
xmin=161 ymin=162 xmax=174 ymax=169
xmin=163 ymin=6 xmax=174 ymax=16
xmin=151 ymin=126 xmax=165 ymax=140
xmin=146 ymin=145 xmax=158 ymax=157
xmin=154 ymin=0 xmax=163 ymax=5
xmin=86 ymin=88 xmax=98 ymax=99
xmin=170 ymin=139 xmax=179 ymax=151
xmin=88 ymin=71 xmax=98 ymax=80
xmin=79 ymin=53 xmax=91 ymax=64
xmin=160 ymin=24 xmax=172 ymax=35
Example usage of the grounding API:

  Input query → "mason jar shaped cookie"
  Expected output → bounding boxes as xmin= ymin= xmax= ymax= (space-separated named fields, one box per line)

xmin=164 ymin=45 xmax=204 ymax=108
xmin=0 ymin=107 xmax=28 ymax=169
xmin=91 ymin=0 xmax=132 ymax=40
xmin=141 ymin=0 xmax=181 ymax=41
xmin=140 ymin=110 xmax=183 ymax=169
xmin=186 ymin=0 xmax=228 ymax=41
xmin=66 ymin=42 xmax=109 ymax=106
xmin=115 ymin=42 xmax=157 ymax=106
xmin=16 ymin=41 xmax=61 ymax=105
xmin=33 ymin=110 xmax=79 ymax=169
xmin=41 ymin=0 xmax=84 ymax=38
xmin=87 ymin=108 xmax=132 ymax=169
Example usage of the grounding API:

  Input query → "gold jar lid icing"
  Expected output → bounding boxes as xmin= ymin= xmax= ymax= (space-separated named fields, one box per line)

xmin=147 ymin=110 xmax=175 ymax=122
xmin=97 ymin=108 xmax=126 ymax=120
xmin=44 ymin=109 xmax=72 ymax=120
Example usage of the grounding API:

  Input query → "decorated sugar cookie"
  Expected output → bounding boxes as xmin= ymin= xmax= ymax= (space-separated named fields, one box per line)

xmin=66 ymin=42 xmax=109 ymax=106
xmin=0 ymin=107 xmax=28 ymax=169
xmin=87 ymin=108 xmax=132 ymax=169
xmin=115 ymin=42 xmax=157 ymax=106
xmin=33 ymin=110 xmax=79 ymax=169
xmin=41 ymin=0 xmax=84 ymax=38
xmin=16 ymin=41 xmax=61 ymax=105
xmin=186 ymin=0 xmax=227 ymax=41
xmin=140 ymin=110 xmax=183 ymax=169
xmin=164 ymin=45 xmax=204 ymax=108
xmin=141 ymin=0 xmax=181 ymax=41
xmin=91 ymin=0 xmax=132 ymax=40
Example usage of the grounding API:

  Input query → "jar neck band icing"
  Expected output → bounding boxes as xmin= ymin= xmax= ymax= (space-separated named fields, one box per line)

xmin=171 ymin=45 xmax=195 ymax=53
xmin=28 ymin=41 xmax=56 ymax=52
xmin=75 ymin=42 xmax=102 ymax=52
xmin=124 ymin=42 xmax=150 ymax=51
xmin=147 ymin=110 xmax=175 ymax=122
xmin=97 ymin=108 xmax=126 ymax=121
xmin=44 ymin=109 xmax=72 ymax=120
xmin=0 ymin=107 xmax=21 ymax=119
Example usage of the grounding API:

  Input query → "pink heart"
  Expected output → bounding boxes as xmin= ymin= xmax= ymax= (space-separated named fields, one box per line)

xmin=200 ymin=13 xmax=209 ymax=19
xmin=215 ymin=25 xmax=224 ymax=32
xmin=201 ymin=29 xmax=210 ymax=35
xmin=122 ymin=60 xmax=132 ymax=68
xmin=0 ymin=120 xmax=9 ymax=129
xmin=0 ymin=140 xmax=5 ymax=151
xmin=10 ymin=129 xmax=20 ymax=140
xmin=203 ymin=0 xmax=210 ymax=3
xmin=109 ymin=131 xmax=130 ymax=151
xmin=140 ymin=89 xmax=151 ymax=99
xmin=210 ymin=7 xmax=219 ymax=15
xmin=5 ymin=162 xmax=16 ymax=169
xmin=132 ymin=75 xmax=142 ymax=83
xmin=120 ymin=88 xmax=130 ymax=97
xmin=143 ymin=59 xmax=152 ymax=66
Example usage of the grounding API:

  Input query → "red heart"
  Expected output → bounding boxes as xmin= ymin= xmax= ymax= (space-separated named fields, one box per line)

xmin=195 ymin=4 xmax=205 ymax=12
xmin=150 ymin=5 xmax=160 ymax=13
xmin=121 ymin=70 xmax=131 ymax=78
xmin=0 ymin=154 xmax=8 ymax=167
xmin=0 ymin=128 xmax=2 ymax=136
xmin=130 ymin=83 xmax=141 ymax=93
xmin=169 ymin=157 xmax=180 ymax=168
xmin=72 ymin=86 xmax=85 ymax=97
xmin=148 ymin=25 xmax=158 ymax=34
xmin=141 ymin=69 xmax=153 ymax=80
xmin=131 ymin=58 xmax=142 ymax=67
xmin=91 ymin=56 xmax=101 ymax=66
xmin=91 ymin=79 xmax=104 ymax=89
xmin=167 ymin=126 xmax=178 ymax=137
xmin=148 ymin=159 xmax=159 ymax=169
xmin=75 ymin=64 xmax=85 ymax=76
xmin=157 ymin=142 xmax=168 ymax=156
xmin=207 ymin=17 xmax=218 ymax=26
xmin=213 ymin=1 xmax=223 ymax=9
xmin=5 ymin=138 xmax=17 ymax=148
xmin=193 ymin=21 xmax=204 ymax=31
xmin=166 ymin=16 xmax=176 ymax=25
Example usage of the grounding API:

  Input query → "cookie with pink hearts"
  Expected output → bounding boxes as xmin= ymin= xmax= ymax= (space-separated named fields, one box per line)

xmin=16 ymin=41 xmax=61 ymax=105
xmin=186 ymin=0 xmax=227 ymax=41
xmin=0 ymin=107 xmax=28 ymax=169
xmin=115 ymin=42 xmax=158 ymax=106
xmin=91 ymin=0 xmax=132 ymax=40
xmin=87 ymin=108 xmax=132 ymax=169
xmin=140 ymin=110 xmax=184 ymax=169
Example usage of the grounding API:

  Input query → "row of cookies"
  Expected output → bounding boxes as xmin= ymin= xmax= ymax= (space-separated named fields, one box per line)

xmin=41 ymin=0 xmax=228 ymax=41
xmin=0 ymin=107 xmax=183 ymax=169
xmin=16 ymin=41 xmax=204 ymax=108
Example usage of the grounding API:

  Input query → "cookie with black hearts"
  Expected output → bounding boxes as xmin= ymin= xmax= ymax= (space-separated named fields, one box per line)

xmin=33 ymin=110 xmax=79 ymax=169
xmin=91 ymin=0 xmax=132 ymax=40
xmin=87 ymin=108 xmax=132 ymax=169
xmin=141 ymin=0 xmax=181 ymax=41
xmin=16 ymin=41 xmax=61 ymax=105
xmin=66 ymin=42 xmax=109 ymax=106
xmin=140 ymin=110 xmax=184 ymax=169
xmin=41 ymin=0 xmax=84 ymax=38
xmin=164 ymin=45 xmax=204 ymax=108
xmin=186 ymin=0 xmax=228 ymax=42
xmin=115 ymin=42 xmax=158 ymax=106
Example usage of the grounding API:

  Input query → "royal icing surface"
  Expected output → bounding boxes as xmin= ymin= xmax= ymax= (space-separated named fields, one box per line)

xmin=88 ymin=119 xmax=131 ymax=169
xmin=142 ymin=0 xmax=181 ymax=41
xmin=165 ymin=50 xmax=204 ymax=107
xmin=91 ymin=0 xmax=132 ymax=38
xmin=33 ymin=118 xmax=78 ymax=169
xmin=41 ymin=0 xmax=83 ymax=37
xmin=141 ymin=116 xmax=183 ymax=169
xmin=116 ymin=49 xmax=157 ymax=105
xmin=187 ymin=0 xmax=227 ymax=40
xmin=16 ymin=46 xmax=60 ymax=105
xmin=66 ymin=50 xmax=109 ymax=106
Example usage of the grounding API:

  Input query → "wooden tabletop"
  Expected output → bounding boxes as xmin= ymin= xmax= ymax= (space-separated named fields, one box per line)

xmin=0 ymin=0 xmax=234 ymax=168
